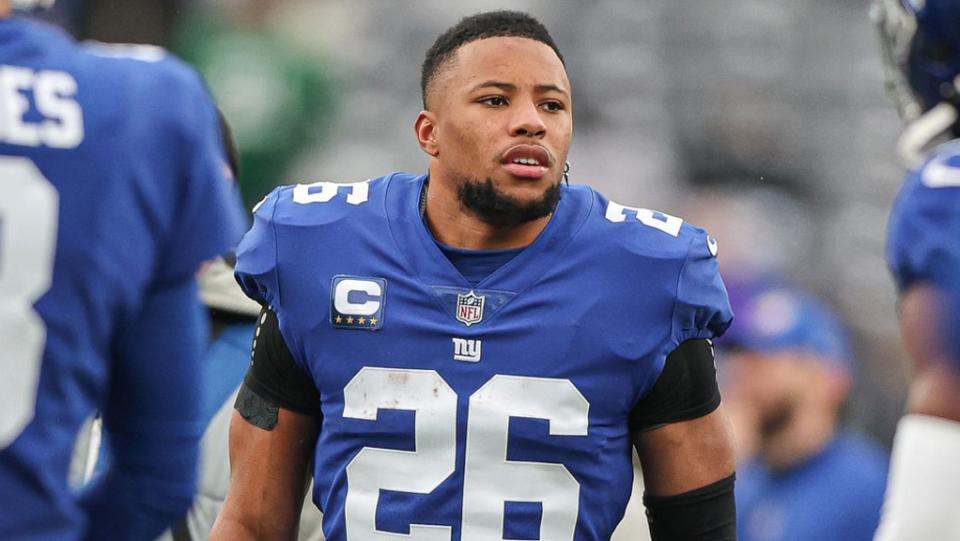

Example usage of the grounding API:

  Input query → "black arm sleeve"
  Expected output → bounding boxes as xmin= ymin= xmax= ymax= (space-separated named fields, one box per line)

xmin=630 ymin=339 xmax=721 ymax=431
xmin=238 ymin=307 xmax=321 ymax=418
xmin=644 ymin=474 xmax=737 ymax=541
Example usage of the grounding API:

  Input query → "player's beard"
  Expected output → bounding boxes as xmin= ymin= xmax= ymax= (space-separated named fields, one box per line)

xmin=457 ymin=177 xmax=562 ymax=227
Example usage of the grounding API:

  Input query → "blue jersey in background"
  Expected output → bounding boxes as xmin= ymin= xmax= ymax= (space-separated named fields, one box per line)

xmin=736 ymin=434 xmax=888 ymax=541
xmin=235 ymin=172 xmax=732 ymax=541
xmin=887 ymin=141 xmax=960 ymax=363
xmin=0 ymin=16 xmax=245 ymax=541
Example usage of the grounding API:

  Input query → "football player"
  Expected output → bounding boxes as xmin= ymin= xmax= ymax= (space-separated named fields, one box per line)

xmin=214 ymin=11 xmax=737 ymax=541
xmin=0 ymin=1 xmax=246 ymax=539
xmin=873 ymin=1 xmax=960 ymax=539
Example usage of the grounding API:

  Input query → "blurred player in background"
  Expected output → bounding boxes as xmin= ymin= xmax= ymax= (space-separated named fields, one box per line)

xmin=214 ymin=10 xmax=737 ymax=541
xmin=873 ymin=0 xmax=960 ymax=538
xmin=720 ymin=285 xmax=888 ymax=541
xmin=0 ymin=0 xmax=245 ymax=539
xmin=156 ymin=255 xmax=325 ymax=541
xmin=158 ymin=119 xmax=323 ymax=540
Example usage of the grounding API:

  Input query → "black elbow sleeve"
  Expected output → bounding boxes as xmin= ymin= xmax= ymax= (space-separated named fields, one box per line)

xmin=644 ymin=474 xmax=736 ymax=541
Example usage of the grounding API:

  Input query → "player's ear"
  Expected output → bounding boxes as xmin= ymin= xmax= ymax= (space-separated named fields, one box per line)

xmin=415 ymin=111 xmax=439 ymax=157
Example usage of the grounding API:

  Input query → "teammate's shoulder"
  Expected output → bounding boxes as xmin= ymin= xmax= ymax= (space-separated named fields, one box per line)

xmin=2 ymin=20 xmax=200 ymax=92
xmin=250 ymin=172 xmax=400 ymax=228
xmin=75 ymin=41 xmax=211 ymax=109
xmin=575 ymin=184 xmax=718 ymax=261
xmin=887 ymin=145 xmax=960 ymax=291
xmin=889 ymin=141 xmax=960 ymax=251
xmin=903 ymin=139 xmax=960 ymax=198
xmin=80 ymin=41 xmax=190 ymax=78
xmin=12 ymin=16 xmax=74 ymax=50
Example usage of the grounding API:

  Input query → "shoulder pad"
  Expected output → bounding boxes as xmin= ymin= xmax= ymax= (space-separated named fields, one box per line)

xmin=236 ymin=186 xmax=282 ymax=306
xmin=672 ymin=224 xmax=733 ymax=344
xmin=264 ymin=178 xmax=382 ymax=227
xmin=595 ymin=192 xmax=719 ymax=259
xmin=590 ymin=191 xmax=732 ymax=343
xmin=235 ymin=176 xmax=389 ymax=306
xmin=888 ymin=148 xmax=960 ymax=291
xmin=79 ymin=42 xmax=211 ymax=109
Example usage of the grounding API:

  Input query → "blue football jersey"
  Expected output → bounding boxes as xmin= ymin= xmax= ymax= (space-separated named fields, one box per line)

xmin=0 ymin=17 xmax=245 ymax=540
xmin=236 ymin=172 xmax=732 ymax=541
xmin=887 ymin=140 xmax=960 ymax=363
xmin=736 ymin=434 xmax=888 ymax=541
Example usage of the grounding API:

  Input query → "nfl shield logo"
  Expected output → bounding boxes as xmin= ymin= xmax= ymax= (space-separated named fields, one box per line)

xmin=456 ymin=291 xmax=485 ymax=326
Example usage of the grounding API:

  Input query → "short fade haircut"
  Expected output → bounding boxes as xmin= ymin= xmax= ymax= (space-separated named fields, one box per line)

xmin=420 ymin=10 xmax=564 ymax=109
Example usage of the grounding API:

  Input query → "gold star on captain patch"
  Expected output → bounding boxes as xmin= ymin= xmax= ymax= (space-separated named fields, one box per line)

xmin=335 ymin=315 xmax=342 ymax=324
xmin=370 ymin=317 xmax=378 ymax=326
xmin=358 ymin=317 xmax=366 ymax=325
xmin=346 ymin=316 xmax=354 ymax=324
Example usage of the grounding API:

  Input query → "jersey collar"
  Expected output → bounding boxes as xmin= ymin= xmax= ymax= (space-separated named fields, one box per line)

xmin=384 ymin=172 xmax=592 ymax=294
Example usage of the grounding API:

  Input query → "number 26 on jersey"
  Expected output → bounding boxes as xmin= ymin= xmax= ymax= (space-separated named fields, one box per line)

xmin=343 ymin=367 xmax=590 ymax=541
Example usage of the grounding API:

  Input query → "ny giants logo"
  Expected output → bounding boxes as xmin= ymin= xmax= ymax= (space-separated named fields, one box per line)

xmin=452 ymin=338 xmax=482 ymax=362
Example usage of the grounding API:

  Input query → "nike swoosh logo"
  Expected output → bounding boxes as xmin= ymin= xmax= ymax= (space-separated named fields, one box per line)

xmin=706 ymin=236 xmax=719 ymax=257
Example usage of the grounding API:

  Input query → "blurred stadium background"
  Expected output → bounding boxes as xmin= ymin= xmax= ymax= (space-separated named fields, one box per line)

xmin=52 ymin=0 xmax=906 ymax=467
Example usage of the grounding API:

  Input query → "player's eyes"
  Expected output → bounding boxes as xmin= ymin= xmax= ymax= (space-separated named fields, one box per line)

xmin=541 ymin=100 xmax=565 ymax=112
xmin=479 ymin=96 xmax=508 ymax=107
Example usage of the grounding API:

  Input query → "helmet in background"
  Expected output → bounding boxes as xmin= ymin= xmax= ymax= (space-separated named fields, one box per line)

xmin=874 ymin=0 xmax=960 ymax=164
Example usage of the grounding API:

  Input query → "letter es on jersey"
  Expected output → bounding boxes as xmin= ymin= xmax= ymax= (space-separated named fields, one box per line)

xmin=331 ymin=276 xmax=386 ymax=330
xmin=0 ymin=66 xmax=84 ymax=149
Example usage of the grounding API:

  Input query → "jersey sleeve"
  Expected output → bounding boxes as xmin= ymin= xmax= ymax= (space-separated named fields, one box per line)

xmin=79 ymin=277 xmax=206 ymax=540
xmin=670 ymin=228 xmax=734 ymax=345
xmin=886 ymin=168 xmax=960 ymax=293
xmin=154 ymin=65 xmax=246 ymax=282
xmin=630 ymin=229 xmax=731 ymax=428
xmin=234 ymin=186 xmax=284 ymax=307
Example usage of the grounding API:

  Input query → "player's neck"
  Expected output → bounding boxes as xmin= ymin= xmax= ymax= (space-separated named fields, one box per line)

xmin=0 ymin=3 xmax=12 ymax=18
xmin=423 ymin=178 xmax=551 ymax=251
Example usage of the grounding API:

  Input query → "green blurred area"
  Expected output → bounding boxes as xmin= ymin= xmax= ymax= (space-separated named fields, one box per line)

xmin=173 ymin=6 xmax=334 ymax=209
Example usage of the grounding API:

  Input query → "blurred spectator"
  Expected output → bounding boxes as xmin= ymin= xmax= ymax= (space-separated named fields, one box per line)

xmin=720 ymin=284 xmax=889 ymax=541
xmin=173 ymin=0 xmax=334 ymax=208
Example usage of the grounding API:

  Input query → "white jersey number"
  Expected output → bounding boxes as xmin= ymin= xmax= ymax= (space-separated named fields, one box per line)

xmin=462 ymin=376 xmax=588 ymax=540
xmin=293 ymin=180 xmax=370 ymax=205
xmin=343 ymin=368 xmax=589 ymax=541
xmin=0 ymin=157 xmax=58 ymax=450
xmin=344 ymin=368 xmax=457 ymax=541
xmin=605 ymin=201 xmax=683 ymax=237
